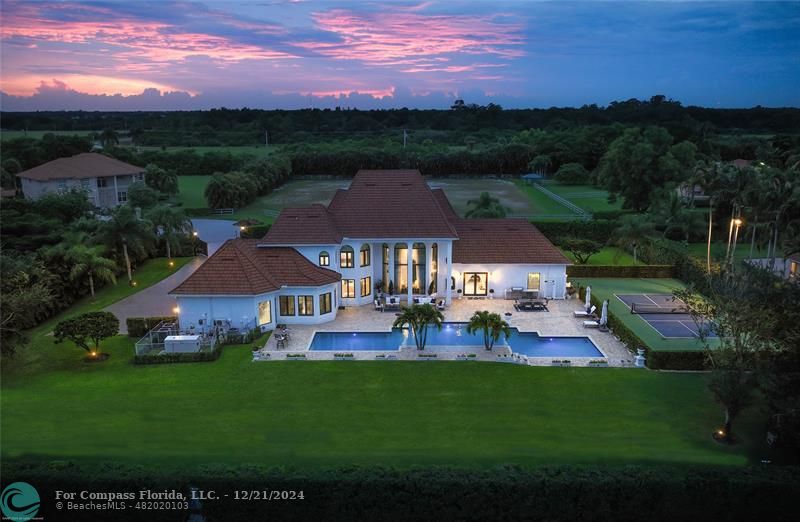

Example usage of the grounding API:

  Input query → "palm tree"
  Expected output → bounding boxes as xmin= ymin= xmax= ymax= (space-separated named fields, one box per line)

xmin=67 ymin=245 xmax=117 ymax=298
xmin=100 ymin=205 xmax=154 ymax=283
xmin=392 ymin=304 xmax=444 ymax=350
xmin=146 ymin=205 xmax=191 ymax=259
xmin=465 ymin=192 xmax=507 ymax=218
xmin=610 ymin=215 xmax=656 ymax=265
xmin=466 ymin=310 xmax=512 ymax=351
xmin=99 ymin=128 xmax=119 ymax=148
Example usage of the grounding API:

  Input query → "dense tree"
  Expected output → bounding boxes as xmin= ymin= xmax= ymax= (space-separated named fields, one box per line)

xmin=597 ymin=126 xmax=697 ymax=211
xmin=67 ymin=245 xmax=117 ymax=298
xmin=99 ymin=128 xmax=119 ymax=148
xmin=0 ymin=266 xmax=55 ymax=356
xmin=610 ymin=215 xmax=657 ymax=264
xmin=100 ymin=205 xmax=154 ymax=283
xmin=144 ymin=163 xmax=179 ymax=195
xmin=466 ymin=311 xmax=512 ymax=350
xmin=553 ymin=163 xmax=590 ymax=185
xmin=146 ymin=205 xmax=192 ymax=259
xmin=127 ymin=182 xmax=160 ymax=209
xmin=54 ymin=311 xmax=119 ymax=357
xmin=560 ymin=237 xmax=603 ymax=264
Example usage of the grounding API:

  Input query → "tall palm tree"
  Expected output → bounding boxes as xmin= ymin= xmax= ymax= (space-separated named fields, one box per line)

xmin=610 ymin=215 xmax=656 ymax=265
xmin=392 ymin=304 xmax=444 ymax=350
xmin=99 ymin=128 xmax=119 ymax=149
xmin=146 ymin=205 xmax=192 ymax=259
xmin=465 ymin=192 xmax=507 ymax=218
xmin=67 ymin=245 xmax=117 ymax=298
xmin=101 ymin=205 xmax=154 ymax=283
xmin=466 ymin=310 xmax=512 ymax=351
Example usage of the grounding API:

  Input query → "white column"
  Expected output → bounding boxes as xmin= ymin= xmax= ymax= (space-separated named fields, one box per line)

xmin=445 ymin=241 xmax=453 ymax=304
xmin=426 ymin=241 xmax=434 ymax=296
xmin=387 ymin=243 xmax=394 ymax=294
xmin=406 ymin=242 xmax=413 ymax=305
xmin=113 ymin=175 xmax=119 ymax=206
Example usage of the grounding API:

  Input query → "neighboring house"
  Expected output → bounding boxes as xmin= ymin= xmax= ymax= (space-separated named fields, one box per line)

xmin=171 ymin=169 xmax=571 ymax=331
xmin=16 ymin=152 xmax=145 ymax=208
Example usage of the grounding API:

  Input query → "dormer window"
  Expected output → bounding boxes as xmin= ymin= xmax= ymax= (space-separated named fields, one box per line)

xmin=319 ymin=251 xmax=330 ymax=267
xmin=340 ymin=246 xmax=354 ymax=268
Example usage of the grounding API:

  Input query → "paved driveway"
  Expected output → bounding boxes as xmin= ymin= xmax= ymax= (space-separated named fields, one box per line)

xmin=105 ymin=257 xmax=204 ymax=334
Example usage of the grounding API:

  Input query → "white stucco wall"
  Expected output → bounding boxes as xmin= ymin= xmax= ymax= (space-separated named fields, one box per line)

xmin=451 ymin=263 xmax=568 ymax=300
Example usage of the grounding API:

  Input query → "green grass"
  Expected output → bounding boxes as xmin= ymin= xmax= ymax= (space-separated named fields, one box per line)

xmin=28 ymin=257 xmax=192 ymax=339
xmin=1 ymin=337 xmax=764 ymax=471
xmin=177 ymin=176 xmax=211 ymax=209
xmin=686 ymin=242 xmax=770 ymax=262
xmin=569 ymin=278 xmax=718 ymax=352
xmin=512 ymin=180 xmax=584 ymax=220
xmin=539 ymin=181 xmax=622 ymax=213
xmin=561 ymin=246 xmax=637 ymax=265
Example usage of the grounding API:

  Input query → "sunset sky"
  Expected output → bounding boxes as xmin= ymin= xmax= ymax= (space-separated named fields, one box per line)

xmin=1 ymin=0 xmax=798 ymax=110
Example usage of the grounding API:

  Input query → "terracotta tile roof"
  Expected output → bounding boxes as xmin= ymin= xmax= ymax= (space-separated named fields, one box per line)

xmin=432 ymin=188 xmax=460 ymax=221
xmin=170 ymin=239 xmax=341 ymax=295
xmin=260 ymin=204 xmax=341 ymax=245
xmin=16 ymin=153 xmax=144 ymax=181
xmin=265 ymin=170 xmax=458 ymax=242
xmin=451 ymin=219 xmax=571 ymax=265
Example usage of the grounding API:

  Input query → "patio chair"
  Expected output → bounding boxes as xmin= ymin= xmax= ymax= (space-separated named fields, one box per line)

xmin=436 ymin=300 xmax=446 ymax=311
xmin=573 ymin=305 xmax=596 ymax=318
xmin=583 ymin=319 xmax=601 ymax=328
xmin=374 ymin=299 xmax=384 ymax=312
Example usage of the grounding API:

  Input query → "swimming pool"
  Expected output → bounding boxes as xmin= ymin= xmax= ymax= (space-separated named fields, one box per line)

xmin=308 ymin=323 xmax=603 ymax=358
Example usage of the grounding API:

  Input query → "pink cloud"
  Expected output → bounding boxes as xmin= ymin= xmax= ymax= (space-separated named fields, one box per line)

xmin=297 ymin=8 xmax=524 ymax=68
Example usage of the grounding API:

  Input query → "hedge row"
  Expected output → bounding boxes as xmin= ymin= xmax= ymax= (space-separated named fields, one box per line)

xmin=133 ymin=345 xmax=222 ymax=365
xmin=532 ymin=219 xmax=618 ymax=244
xmin=126 ymin=316 xmax=177 ymax=338
xmin=5 ymin=462 xmax=798 ymax=521
xmin=567 ymin=264 xmax=674 ymax=278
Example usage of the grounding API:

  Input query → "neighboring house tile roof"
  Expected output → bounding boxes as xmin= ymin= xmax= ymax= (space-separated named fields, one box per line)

xmin=170 ymin=240 xmax=341 ymax=295
xmin=260 ymin=204 xmax=342 ymax=245
xmin=451 ymin=218 xmax=571 ymax=265
xmin=264 ymin=169 xmax=458 ymax=241
xmin=16 ymin=153 xmax=145 ymax=181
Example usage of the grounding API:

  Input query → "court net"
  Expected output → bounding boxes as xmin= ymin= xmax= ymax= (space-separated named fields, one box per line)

xmin=630 ymin=302 xmax=690 ymax=315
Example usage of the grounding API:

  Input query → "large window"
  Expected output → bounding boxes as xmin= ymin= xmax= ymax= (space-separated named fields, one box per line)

xmin=360 ymin=276 xmax=372 ymax=297
xmin=320 ymin=292 xmax=332 ymax=315
xmin=412 ymin=242 xmax=426 ymax=294
xmin=360 ymin=244 xmax=371 ymax=267
xmin=97 ymin=178 xmax=108 ymax=188
xmin=298 ymin=295 xmax=314 ymax=316
xmin=340 ymin=246 xmax=354 ymax=268
xmin=341 ymin=279 xmax=355 ymax=298
xmin=319 ymin=251 xmax=330 ymax=267
xmin=463 ymin=272 xmax=488 ymax=297
xmin=258 ymin=300 xmax=272 ymax=325
xmin=117 ymin=191 xmax=128 ymax=203
xmin=527 ymin=273 xmax=541 ymax=292
xmin=279 ymin=295 xmax=295 ymax=316
xmin=394 ymin=244 xmax=408 ymax=293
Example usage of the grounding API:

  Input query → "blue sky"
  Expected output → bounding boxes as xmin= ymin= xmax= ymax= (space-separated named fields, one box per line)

xmin=1 ymin=0 xmax=798 ymax=110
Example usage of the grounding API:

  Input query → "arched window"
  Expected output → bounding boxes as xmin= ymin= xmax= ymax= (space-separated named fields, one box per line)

xmin=412 ymin=243 xmax=426 ymax=294
xmin=340 ymin=246 xmax=354 ymax=268
xmin=360 ymin=244 xmax=371 ymax=267
xmin=319 ymin=251 xmax=330 ymax=267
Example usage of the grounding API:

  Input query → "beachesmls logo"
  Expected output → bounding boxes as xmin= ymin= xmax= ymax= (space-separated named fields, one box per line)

xmin=0 ymin=482 xmax=40 ymax=521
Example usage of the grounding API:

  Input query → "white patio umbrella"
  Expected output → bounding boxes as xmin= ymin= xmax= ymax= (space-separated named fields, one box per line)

xmin=600 ymin=300 xmax=609 ymax=326
xmin=584 ymin=286 xmax=592 ymax=311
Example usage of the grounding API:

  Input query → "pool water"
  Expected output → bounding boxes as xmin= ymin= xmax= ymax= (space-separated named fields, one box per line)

xmin=308 ymin=322 xmax=603 ymax=358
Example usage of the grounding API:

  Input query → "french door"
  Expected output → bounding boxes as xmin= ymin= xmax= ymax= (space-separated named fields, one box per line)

xmin=463 ymin=272 xmax=488 ymax=296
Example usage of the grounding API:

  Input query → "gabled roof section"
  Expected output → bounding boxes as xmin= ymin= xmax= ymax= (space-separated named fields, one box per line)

xmin=432 ymin=188 xmax=460 ymax=222
xmin=16 ymin=153 xmax=144 ymax=181
xmin=327 ymin=170 xmax=458 ymax=239
xmin=452 ymin=219 xmax=571 ymax=265
xmin=170 ymin=240 xmax=341 ymax=295
xmin=260 ymin=204 xmax=341 ymax=245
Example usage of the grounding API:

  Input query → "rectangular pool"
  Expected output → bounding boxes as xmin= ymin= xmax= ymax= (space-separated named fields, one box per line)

xmin=308 ymin=323 xmax=603 ymax=358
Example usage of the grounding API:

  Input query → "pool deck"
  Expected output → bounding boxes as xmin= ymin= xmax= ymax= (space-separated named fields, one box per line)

xmin=256 ymin=297 xmax=636 ymax=367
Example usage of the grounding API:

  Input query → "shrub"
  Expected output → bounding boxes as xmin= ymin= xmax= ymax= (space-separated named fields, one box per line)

xmin=533 ymin=220 xmax=618 ymax=245
xmin=553 ymin=162 xmax=590 ymax=185
xmin=126 ymin=316 xmax=177 ymax=338
xmin=566 ymin=265 xmax=674 ymax=278
xmin=133 ymin=345 xmax=222 ymax=365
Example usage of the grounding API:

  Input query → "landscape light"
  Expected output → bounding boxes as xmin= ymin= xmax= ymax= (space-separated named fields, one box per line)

xmin=192 ymin=231 xmax=198 ymax=237
xmin=173 ymin=306 xmax=180 ymax=314
xmin=240 ymin=226 xmax=246 ymax=231
xmin=733 ymin=218 xmax=743 ymax=227
xmin=168 ymin=260 xmax=175 ymax=267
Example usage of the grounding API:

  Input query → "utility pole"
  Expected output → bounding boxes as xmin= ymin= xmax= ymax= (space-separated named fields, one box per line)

xmin=403 ymin=129 xmax=408 ymax=148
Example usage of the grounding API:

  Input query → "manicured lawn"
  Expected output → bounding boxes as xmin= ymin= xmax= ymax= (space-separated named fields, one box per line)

xmin=1 ymin=337 xmax=764 ymax=471
xmin=512 ymin=180 xmax=584 ymax=220
xmin=1 ymin=130 xmax=98 ymax=140
xmin=561 ymin=246 xmax=637 ymax=265
xmin=539 ymin=181 xmax=622 ymax=213
xmin=568 ymin=278 xmax=718 ymax=352
xmin=686 ymin=242 xmax=770 ymax=262
xmin=177 ymin=175 xmax=211 ymax=209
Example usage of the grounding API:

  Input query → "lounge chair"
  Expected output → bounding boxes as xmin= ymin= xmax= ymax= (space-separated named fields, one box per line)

xmin=583 ymin=320 xmax=601 ymax=328
xmin=574 ymin=305 xmax=596 ymax=318
xmin=385 ymin=297 xmax=400 ymax=310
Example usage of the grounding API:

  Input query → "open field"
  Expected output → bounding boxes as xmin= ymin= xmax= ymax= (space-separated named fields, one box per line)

xmin=1 ymin=337 xmax=764 ymax=470
xmin=560 ymin=246 xmax=637 ymax=265
xmin=686 ymin=242 xmax=770 ymax=262
xmin=181 ymin=176 xmax=582 ymax=223
xmin=568 ymin=278 xmax=719 ymax=351
xmin=539 ymin=181 xmax=623 ymax=213
xmin=139 ymin=145 xmax=278 ymax=157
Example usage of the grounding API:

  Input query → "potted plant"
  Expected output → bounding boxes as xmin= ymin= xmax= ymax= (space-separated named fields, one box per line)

xmin=489 ymin=289 xmax=495 ymax=299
